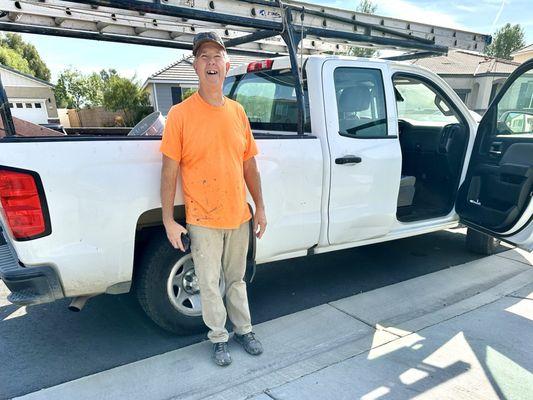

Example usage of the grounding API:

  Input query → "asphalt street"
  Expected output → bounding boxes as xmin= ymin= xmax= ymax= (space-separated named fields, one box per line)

xmin=0 ymin=228 xmax=509 ymax=399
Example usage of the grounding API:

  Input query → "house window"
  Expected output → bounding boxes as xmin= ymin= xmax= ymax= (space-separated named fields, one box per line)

xmin=8 ymin=103 xmax=13 ymax=108
xmin=16 ymin=103 xmax=23 ymax=108
xmin=35 ymin=103 xmax=42 ymax=108
xmin=171 ymin=87 xmax=183 ymax=105
xmin=26 ymin=103 xmax=33 ymax=108
xmin=454 ymin=89 xmax=470 ymax=103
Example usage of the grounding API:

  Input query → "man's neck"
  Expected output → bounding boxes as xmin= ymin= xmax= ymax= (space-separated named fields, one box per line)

xmin=198 ymin=86 xmax=225 ymax=107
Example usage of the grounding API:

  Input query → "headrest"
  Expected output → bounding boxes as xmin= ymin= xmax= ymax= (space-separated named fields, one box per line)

xmin=338 ymin=85 xmax=372 ymax=113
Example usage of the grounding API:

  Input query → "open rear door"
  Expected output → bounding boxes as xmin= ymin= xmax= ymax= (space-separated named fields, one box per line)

xmin=456 ymin=58 xmax=533 ymax=251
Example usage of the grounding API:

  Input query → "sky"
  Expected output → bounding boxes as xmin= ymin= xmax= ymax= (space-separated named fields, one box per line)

xmin=14 ymin=0 xmax=533 ymax=85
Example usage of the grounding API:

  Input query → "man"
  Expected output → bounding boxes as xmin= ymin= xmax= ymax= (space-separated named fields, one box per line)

xmin=159 ymin=31 xmax=267 ymax=367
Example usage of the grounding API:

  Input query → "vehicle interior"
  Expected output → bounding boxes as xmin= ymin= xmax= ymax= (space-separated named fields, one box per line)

xmin=393 ymin=75 xmax=470 ymax=222
xmin=455 ymin=67 xmax=533 ymax=233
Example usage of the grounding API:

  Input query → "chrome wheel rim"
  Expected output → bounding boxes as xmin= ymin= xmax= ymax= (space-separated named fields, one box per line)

xmin=166 ymin=253 xmax=224 ymax=317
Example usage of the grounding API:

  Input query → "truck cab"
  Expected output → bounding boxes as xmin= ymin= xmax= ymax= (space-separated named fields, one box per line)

xmin=224 ymin=55 xmax=533 ymax=254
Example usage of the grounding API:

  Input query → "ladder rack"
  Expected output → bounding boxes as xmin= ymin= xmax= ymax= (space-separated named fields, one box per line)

xmin=0 ymin=0 xmax=491 ymax=57
xmin=0 ymin=0 xmax=492 ymax=137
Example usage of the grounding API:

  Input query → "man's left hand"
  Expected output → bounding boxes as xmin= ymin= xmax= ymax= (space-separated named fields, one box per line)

xmin=254 ymin=206 xmax=267 ymax=239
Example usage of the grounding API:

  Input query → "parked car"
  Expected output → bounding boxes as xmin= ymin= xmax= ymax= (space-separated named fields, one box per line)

xmin=1 ymin=56 xmax=532 ymax=334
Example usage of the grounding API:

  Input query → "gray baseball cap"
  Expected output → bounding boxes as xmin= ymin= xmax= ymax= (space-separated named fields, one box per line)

xmin=192 ymin=31 xmax=226 ymax=56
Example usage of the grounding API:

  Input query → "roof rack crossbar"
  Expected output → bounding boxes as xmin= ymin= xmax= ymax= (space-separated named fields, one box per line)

xmin=383 ymin=51 xmax=443 ymax=61
xmin=299 ymin=26 xmax=448 ymax=54
xmin=0 ymin=21 xmax=280 ymax=57
xmin=224 ymin=29 xmax=279 ymax=48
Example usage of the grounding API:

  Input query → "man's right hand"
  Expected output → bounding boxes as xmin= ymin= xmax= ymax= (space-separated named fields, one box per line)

xmin=164 ymin=220 xmax=188 ymax=252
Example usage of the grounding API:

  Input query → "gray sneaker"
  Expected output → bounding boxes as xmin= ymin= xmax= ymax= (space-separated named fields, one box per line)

xmin=213 ymin=342 xmax=232 ymax=366
xmin=234 ymin=332 xmax=263 ymax=356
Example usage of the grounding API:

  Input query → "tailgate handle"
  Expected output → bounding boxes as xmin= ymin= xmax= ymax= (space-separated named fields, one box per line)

xmin=335 ymin=156 xmax=362 ymax=165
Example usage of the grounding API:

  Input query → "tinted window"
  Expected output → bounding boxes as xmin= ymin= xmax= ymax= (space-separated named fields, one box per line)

xmin=394 ymin=76 xmax=460 ymax=126
xmin=334 ymin=68 xmax=387 ymax=137
xmin=224 ymin=70 xmax=310 ymax=132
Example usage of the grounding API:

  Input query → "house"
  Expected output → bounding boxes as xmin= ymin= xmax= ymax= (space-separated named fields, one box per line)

xmin=142 ymin=54 xmax=260 ymax=116
xmin=0 ymin=64 xmax=59 ymax=124
xmin=409 ymin=50 xmax=521 ymax=114
xmin=511 ymin=44 xmax=533 ymax=64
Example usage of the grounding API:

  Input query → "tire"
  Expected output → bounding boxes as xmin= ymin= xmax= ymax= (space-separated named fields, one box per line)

xmin=134 ymin=230 xmax=224 ymax=335
xmin=465 ymin=228 xmax=500 ymax=255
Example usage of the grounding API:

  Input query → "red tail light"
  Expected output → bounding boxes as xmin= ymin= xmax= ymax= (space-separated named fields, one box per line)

xmin=0 ymin=168 xmax=50 ymax=240
xmin=247 ymin=59 xmax=274 ymax=73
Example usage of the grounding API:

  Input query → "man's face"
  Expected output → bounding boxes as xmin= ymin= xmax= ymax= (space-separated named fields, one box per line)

xmin=193 ymin=42 xmax=230 ymax=90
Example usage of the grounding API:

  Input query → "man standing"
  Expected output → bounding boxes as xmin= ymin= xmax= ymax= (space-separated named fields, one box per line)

xmin=159 ymin=32 xmax=267 ymax=367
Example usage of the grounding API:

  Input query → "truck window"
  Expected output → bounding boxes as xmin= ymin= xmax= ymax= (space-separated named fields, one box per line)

xmin=496 ymin=73 xmax=533 ymax=135
xmin=394 ymin=76 xmax=460 ymax=126
xmin=334 ymin=68 xmax=387 ymax=138
xmin=224 ymin=70 xmax=311 ymax=133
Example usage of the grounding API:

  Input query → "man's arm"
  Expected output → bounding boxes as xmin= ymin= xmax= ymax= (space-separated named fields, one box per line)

xmin=161 ymin=154 xmax=187 ymax=251
xmin=243 ymin=157 xmax=267 ymax=239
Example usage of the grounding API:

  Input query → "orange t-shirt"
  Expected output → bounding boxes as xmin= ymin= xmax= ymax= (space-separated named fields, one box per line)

xmin=160 ymin=92 xmax=258 ymax=229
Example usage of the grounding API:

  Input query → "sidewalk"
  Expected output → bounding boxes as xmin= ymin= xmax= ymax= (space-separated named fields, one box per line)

xmin=17 ymin=249 xmax=533 ymax=400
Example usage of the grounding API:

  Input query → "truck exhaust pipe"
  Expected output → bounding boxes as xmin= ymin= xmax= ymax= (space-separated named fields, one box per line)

xmin=68 ymin=295 xmax=94 ymax=312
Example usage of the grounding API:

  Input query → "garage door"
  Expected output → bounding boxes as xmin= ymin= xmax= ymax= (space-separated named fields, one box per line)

xmin=9 ymin=100 xmax=48 ymax=124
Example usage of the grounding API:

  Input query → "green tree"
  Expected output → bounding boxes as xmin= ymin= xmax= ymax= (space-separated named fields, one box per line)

xmin=485 ymin=23 xmax=525 ymax=60
xmin=182 ymin=88 xmax=197 ymax=100
xmin=102 ymin=75 xmax=151 ymax=126
xmin=347 ymin=0 xmax=378 ymax=58
xmin=54 ymin=68 xmax=98 ymax=109
xmin=0 ymin=47 xmax=32 ymax=75
xmin=0 ymin=33 xmax=51 ymax=81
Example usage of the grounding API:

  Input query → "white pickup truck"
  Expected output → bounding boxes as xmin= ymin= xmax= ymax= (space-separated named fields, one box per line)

xmin=1 ymin=55 xmax=532 ymax=334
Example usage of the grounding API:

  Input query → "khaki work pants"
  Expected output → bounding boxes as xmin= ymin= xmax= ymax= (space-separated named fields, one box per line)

xmin=187 ymin=221 xmax=253 ymax=343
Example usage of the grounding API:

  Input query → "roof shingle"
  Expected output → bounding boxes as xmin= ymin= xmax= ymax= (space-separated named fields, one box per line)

xmin=409 ymin=50 xmax=520 ymax=75
xmin=145 ymin=54 xmax=262 ymax=86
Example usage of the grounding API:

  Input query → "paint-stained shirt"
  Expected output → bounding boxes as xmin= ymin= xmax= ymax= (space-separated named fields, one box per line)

xmin=160 ymin=92 xmax=258 ymax=229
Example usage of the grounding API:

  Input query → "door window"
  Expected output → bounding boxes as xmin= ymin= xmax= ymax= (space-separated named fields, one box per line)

xmin=496 ymin=72 xmax=533 ymax=135
xmin=334 ymin=68 xmax=387 ymax=137
xmin=394 ymin=76 xmax=460 ymax=126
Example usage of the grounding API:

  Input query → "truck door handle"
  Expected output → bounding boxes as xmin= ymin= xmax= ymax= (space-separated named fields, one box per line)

xmin=335 ymin=156 xmax=362 ymax=165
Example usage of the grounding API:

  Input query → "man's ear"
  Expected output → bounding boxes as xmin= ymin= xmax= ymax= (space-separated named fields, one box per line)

xmin=226 ymin=61 xmax=230 ymax=73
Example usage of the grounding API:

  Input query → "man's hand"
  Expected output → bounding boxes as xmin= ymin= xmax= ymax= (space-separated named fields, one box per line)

xmin=164 ymin=220 xmax=188 ymax=252
xmin=253 ymin=206 xmax=267 ymax=239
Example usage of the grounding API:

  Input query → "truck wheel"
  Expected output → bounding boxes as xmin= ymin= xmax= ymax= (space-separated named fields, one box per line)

xmin=465 ymin=228 xmax=499 ymax=255
xmin=134 ymin=232 xmax=225 ymax=335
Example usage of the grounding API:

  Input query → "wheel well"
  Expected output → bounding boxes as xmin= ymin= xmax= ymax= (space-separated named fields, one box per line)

xmin=133 ymin=206 xmax=186 ymax=288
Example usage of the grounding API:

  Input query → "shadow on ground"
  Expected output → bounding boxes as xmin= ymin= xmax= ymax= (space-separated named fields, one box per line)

xmin=0 ymin=228 xmax=508 ymax=399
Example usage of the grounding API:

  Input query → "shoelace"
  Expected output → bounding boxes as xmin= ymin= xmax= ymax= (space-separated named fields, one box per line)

xmin=243 ymin=332 xmax=256 ymax=342
xmin=214 ymin=342 xmax=227 ymax=353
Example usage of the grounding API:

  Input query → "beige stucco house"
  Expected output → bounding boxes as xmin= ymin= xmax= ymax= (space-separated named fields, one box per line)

xmin=410 ymin=50 xmax=521 ymax=114
xmin=511 ymin=44 xmax=533 ymax=64
xmin=0 ymin=64 xmax=59 ymax=124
